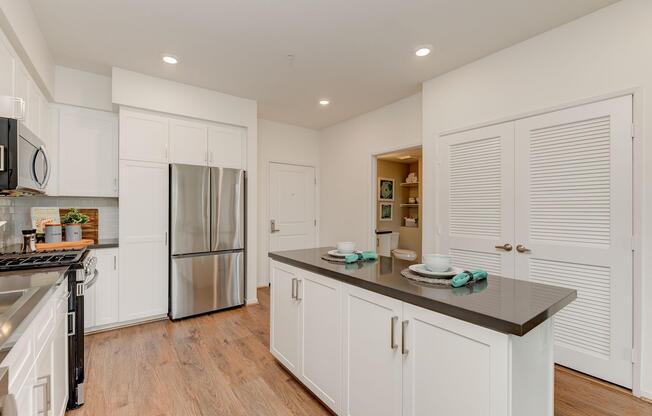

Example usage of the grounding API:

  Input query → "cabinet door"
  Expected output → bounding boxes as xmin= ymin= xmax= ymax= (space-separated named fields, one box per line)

xmin=208 ymin=124 xmax=244 ymax=168
xmin=341 ymin=284 xmax=402 ymax=416
xmin=94 ymin=248 xmax=119 ymax=327
xmin=270 ymin=261 xmax=300 ymax=374
xmin=402 ymin=303 xmax=509 ymax=416
xmin=52 ymin=290 xmax=69 ymax=416
xmin=119 ymin=160 xmax=168 ymax=322
xmin=299 ymin=271 xmax=341 ymax=412
xmin=439 ymin=122 xmax=516 ymax=278
xmin=13 ymin=365 xmax=35 ymax=416
xmin=119 ymin=108 xmax=169 ymax=163
xmin=34 ymin=336 xmax=54 ymax=416
xmin=0 ymin=37 xmax=14 ymax=96
xmin=169 ymin=119 xmax=208 ymax=165
xmin=58 ymin=106 xmax=118 ymax=196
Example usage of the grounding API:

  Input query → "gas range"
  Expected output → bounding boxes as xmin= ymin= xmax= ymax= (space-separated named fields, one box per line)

xmin=0 ymin=249 xmax=87 ymax=271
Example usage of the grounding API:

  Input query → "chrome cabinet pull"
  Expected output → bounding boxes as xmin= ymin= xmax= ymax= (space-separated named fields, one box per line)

xmin=0 ymin=145 xmax=4 ymax=172
xmin=390 ymin=316 xmax=398 ymax=349
xmin=495 ymin=243 xmax=513 ymax=252
xmin=291 ymin=278 xmax=297 ymax=300
xmin=401 ymin=320 xmax=409 ymax=355
xmin=296 ymin=279 xmax=302 ymax=302
xmin=516 ymin=244 xmax=531 ymax=253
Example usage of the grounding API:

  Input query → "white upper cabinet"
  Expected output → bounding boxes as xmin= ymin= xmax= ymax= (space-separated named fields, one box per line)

xmin=58 ymin=106 xmax=118 ymax=197
xmin=119 ymin=108 xmax=169 ymax=163
xmin=0 ymin=37 xmax=14 ymax=97
xmin=208 ymin=124 xmax=244 ymax=169
xmin=169 ymin=118 xmax=208 ymax=165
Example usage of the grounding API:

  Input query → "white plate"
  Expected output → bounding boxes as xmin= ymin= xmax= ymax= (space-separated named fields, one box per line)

xmin=408 ymin=264 xmax=463 ymax=278
xmin=328 ymin=249 xmax=361 ymax=258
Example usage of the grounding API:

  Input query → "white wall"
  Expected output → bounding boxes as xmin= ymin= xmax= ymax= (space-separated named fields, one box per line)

xmin=0 ymin=0 xmax=54 ymax=97
xmin=421 ymin=0 xmax=652 ymax=397
xmin=257 ymin=119 xmax=320 ymax=286
xmin=112 ymin=68 xmax=260 ymax=304
xmin=319 ymin=94 xmax=422 ymax=249
xmin=54 ymin=66 xmax=112 ymax=111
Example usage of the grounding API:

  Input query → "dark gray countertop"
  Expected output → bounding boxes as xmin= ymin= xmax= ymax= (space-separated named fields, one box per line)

xmin=0 ymin=267 xmax=68 ymax=362
xmin=269 ymin=247 xmax=576 ymax=336
xmin=88 ymin=239 xmax=119 ymax=249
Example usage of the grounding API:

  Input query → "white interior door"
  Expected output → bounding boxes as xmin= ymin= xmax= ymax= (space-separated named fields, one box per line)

xmin=269 ymin=162 xmax=317 ymax=252
xmin=439 ymin=123 xmax=516 ymax=277
xmin=514 ymin=95 xmax=633 ymax=388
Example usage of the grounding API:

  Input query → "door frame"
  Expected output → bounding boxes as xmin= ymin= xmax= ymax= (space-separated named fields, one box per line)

xmin=435 ymin=88 xmax=643 ymax=397
xmin=369 ymin=144 xmax=422 ymax=251
xmin=263 ymin=161 xmax=319 ymax=286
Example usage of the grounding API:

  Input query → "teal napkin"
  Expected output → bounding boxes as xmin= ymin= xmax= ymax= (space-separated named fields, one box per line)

xmin=344 ymin=251 xmax=378 ymax=264
xmin=451 ymin=269 xmax=488 ymax=288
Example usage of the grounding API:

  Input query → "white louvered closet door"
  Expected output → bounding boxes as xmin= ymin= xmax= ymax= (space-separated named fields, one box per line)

xmin=514 ymin=95 xmax=633 ymax=388
xmin=440 ymin=123 xmax=515 ymax=278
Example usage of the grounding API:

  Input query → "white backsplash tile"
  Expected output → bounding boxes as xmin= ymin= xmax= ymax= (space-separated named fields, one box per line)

xmin=0 ymin=196 xmax=119 ymax=249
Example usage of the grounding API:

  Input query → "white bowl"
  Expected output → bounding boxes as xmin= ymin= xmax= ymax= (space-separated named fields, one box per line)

xmin=422 ymin=254 xmax=451 ymax=272
xmin=336 ymin=241 xmax=356 ymax=254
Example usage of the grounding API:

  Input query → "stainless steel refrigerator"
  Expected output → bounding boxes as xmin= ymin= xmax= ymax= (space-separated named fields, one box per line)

xmin=169 ymin=164 xmax=245 ymax=319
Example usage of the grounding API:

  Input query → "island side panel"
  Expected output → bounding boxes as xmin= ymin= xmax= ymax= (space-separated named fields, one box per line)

xmin=510 ymin=319 xmax=554 ymax=416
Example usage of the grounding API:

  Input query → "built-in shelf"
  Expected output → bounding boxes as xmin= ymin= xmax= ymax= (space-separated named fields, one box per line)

xmin=400 ymin=203 xmax=419 ymax=208
xmin=401 ymin=226 xmax=420 ymax=230
xmin=400 ymin=182 xmax=419 ymax=187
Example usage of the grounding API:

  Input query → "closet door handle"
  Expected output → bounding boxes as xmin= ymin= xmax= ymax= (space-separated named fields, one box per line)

xmin=390 ymin=316 xmax=398 ymax=349
xmin=401 ymin=320 xmax=409 ymax=355
xmin=495 ymin=243 xmax=513 ymax=252
xmin=516 ymin=244 xmax=531 ymax=253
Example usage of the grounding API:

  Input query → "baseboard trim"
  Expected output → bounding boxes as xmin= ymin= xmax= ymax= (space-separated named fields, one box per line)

xmin=246 ymin=297 xmax=259 ymax=305
xmin=85 ymin=315 xmax=168 ymax=335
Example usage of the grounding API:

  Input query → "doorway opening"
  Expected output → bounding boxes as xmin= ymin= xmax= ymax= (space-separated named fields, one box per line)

xmin=372 ymin=146 xmax=422 ymax=262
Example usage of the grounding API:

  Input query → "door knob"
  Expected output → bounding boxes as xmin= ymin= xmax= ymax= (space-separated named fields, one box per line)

xmin=516 ymin=244 xmax=531 ymax=253
xmin=495 ymin=243 xmax=513 ymax=252
xmin=270 ymin=219 xmax=280 ymax=233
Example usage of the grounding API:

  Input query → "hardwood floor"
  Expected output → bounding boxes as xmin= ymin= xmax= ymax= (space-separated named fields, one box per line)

xmin=68 ymin=287 xmax=652 ymax=416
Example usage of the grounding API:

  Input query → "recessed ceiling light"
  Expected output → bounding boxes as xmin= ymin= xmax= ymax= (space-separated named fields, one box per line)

xmin=415 ymin=46 xmax=432 ymax=57
xmin=319 ymin=99 xmax=330 ymax=106
xmin=399 ymin=155 xmax=413 ymax=160
xmin=162 ymin=54 xmax=179 ymax=64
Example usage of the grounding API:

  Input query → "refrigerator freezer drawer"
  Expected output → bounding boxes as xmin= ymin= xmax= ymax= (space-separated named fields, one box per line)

xmin=170 ymin=251 xmax=244 ymax=319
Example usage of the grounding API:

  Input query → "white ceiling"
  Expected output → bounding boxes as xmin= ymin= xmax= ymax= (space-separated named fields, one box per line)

xmin=29 ymin=0 xmax=618 ymax=129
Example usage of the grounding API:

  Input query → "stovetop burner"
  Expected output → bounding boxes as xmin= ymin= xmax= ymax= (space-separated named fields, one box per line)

xmin=0 ymin=249 xmax=87 ymax=271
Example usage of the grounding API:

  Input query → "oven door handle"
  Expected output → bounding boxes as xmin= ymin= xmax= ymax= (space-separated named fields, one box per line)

xmin=84 ymin=269 xmax=99 ymax=290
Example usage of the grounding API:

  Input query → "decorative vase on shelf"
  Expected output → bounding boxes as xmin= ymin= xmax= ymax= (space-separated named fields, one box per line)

xmin=61 ymin=208 xmax=89 ymax=242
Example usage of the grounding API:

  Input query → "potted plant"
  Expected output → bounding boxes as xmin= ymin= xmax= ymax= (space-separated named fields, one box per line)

xmin=61 ymin=208 xmax=89 ymax=242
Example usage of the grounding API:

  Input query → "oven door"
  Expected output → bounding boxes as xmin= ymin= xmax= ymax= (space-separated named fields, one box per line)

xmin=17 ymin=122 xmax=50 ymax=193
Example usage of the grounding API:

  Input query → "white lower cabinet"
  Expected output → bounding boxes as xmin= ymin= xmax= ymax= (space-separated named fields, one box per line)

xmin=4 ymin=280 xmax=69 ymax=416
xmin=401 ymin=303 xmax=509 ymax=416
xmin=270 ymin=260 xmax=547 ymax=416
xmin=270 ymin=263 xmax=343 ymax=413
xmin=270 ymin=263 xmax=300 ymax=373
xmin=299 ymin=272 xmax=341 ymax=412
xmin=84 ymin=248 xmax=120 ymax=331
xmin=342 ymin=284 xmax=402 ymax=416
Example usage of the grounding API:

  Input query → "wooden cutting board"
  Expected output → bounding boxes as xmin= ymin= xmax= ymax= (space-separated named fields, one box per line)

xmin=59 ymin=208 xmax=99 ymax=243
xmin=36 ymin=239 xmax=95 ymax=251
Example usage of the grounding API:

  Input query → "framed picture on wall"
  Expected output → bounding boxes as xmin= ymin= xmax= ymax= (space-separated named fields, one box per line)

xmin=380 ymin=203 xmax=393 ymax=221
xmin=378 ymin=177 xmax=395 ymax=201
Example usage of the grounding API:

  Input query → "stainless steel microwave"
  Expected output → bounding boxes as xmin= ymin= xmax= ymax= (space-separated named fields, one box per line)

xmin=0 ymin=117 xmax=51 ymax=194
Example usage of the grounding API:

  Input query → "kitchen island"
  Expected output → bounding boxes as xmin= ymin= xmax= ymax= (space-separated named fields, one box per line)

xmin=269 ymin=247 xmax=576 ymax=416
